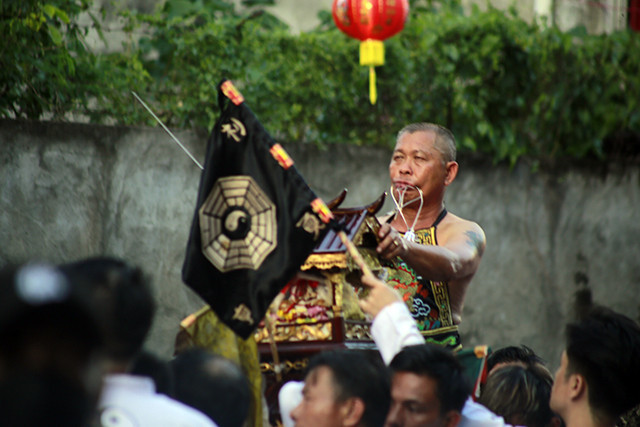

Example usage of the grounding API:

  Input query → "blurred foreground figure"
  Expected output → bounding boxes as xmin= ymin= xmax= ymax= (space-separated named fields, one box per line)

xmin=61 ymin=257 xmax=216 ymax=427
xmin=171 ymin=347 xmax=251 ymax=427
xmin=0 ymin=263 xmax=103 ymax=426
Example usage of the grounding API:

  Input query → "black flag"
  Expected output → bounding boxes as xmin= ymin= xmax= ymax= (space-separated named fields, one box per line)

xmin=182 ymin=80 xmax=333 ymax=338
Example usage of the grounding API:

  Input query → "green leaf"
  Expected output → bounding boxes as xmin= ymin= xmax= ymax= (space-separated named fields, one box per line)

xmin=43 ymin=4 xmax=56 ymax=18
xmin=49 ymin=26 xmax=63 ymax=46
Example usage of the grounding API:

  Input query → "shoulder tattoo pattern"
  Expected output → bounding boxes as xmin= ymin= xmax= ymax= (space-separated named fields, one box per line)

xmin=464 ymin=230 xmax=485 ymax=256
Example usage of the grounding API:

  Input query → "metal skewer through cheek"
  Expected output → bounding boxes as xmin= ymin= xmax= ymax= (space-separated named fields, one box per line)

xmin=389 ymin=184 xmax=423 ymax=242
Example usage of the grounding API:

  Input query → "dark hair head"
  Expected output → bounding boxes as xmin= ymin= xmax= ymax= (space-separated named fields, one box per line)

xmin=306 ymin=350 xmax=390 ymax=427
xmin=0 ymin=370 xmax=94 ymax=427
xmin=565 ymin=304 xmax=640 ymax=421
xmin=0 ymin=262 xmax=103 ymax=425
xmin=396 ymin=123 xmax=457 ymax=163
xmin=389 ymin=344 xmax=470 ymax=414
xmin=171 ymin=348 xmax=251 ymax=427
xmin=0 ymin=262 xmax=102 ymax=374
xmin=479 ymin=364 xmax=554 ymax=427
xmin=130 ymin=351 xmax=174 ymax=396
xmin=59 ymin=257 xmax=155 ymax=362
xmin=487 ymin=345 xmax=547 ymax=373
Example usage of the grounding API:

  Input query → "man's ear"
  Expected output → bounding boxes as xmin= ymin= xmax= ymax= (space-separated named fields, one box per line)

xmin=569 ymin=373 xmax=587 ymax=401
xmin=341 ymin=397 xmax=366 ymax=426
xmin=444 ymin=161 xmax=459 ymax=186
xmin=443 ymin=410 xmax=462 ymax=427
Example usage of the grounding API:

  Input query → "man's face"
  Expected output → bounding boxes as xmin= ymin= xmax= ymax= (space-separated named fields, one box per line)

xmin=549 ymin=351 xmax=571 ymax=418
xmin=291 ymin=366 xmax=349 ymax=427
xmin=385 ymin=371 xmax=456 ymax=427
xmin=389 ymin=130 xmax=453 ymax=203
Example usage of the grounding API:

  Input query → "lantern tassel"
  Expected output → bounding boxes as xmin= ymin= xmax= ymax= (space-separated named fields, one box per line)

xmin=369 ymin=66 xmax=377 ymax=105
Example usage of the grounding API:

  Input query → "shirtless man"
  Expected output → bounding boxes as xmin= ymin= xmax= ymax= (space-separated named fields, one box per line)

xmin=377 ymin=123 xmax=486 ymax=348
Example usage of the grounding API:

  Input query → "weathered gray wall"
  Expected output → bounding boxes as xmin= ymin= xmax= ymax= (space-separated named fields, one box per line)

xmin=2 ymin=119 xmax=639 ymax=370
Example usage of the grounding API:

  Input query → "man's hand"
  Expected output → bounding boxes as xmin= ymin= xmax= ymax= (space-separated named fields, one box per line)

xmin=376 ymin=223 xmax=408 ymax=260
xmin=358 ymin=273 xmax=402 ymax=319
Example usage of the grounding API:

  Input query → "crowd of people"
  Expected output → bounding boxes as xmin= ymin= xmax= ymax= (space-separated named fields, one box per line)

xmin=0 ymin=258 xmax=252 ymax=426
xmin=2 ymin=122 xmax=639 ymax=426
xmin=1 ymin=257 xmax=639 ymax=427
xmin=278 ymin=274 xmax=640 ymax=427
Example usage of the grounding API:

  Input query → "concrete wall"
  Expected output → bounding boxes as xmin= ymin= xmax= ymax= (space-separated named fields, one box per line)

xmin=2 ymin=119 xmax=639 ymax=370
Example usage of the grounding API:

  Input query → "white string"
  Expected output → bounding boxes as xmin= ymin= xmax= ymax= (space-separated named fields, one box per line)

xmin=132 ymin=91 xmax=204 ymax=170
xmin=390 ymin=185 xmax=409 ymax=229
xmin=389 ymin=185 xmax=424 ymax=242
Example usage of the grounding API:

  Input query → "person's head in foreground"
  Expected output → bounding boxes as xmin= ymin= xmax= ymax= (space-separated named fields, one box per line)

xmin=386 ymin=344 xmax=470 ymax=427
xmin=550 ymin=303 xmax=640 ymax=427
xmin=479 ymin=364 xmax=555 ymax=427
xmin=171 ymin=347 xmax=251 ymax=427
xmin=60 ymin=256 xmax=155 ymax=369
xmin=0 ymin=262 xmax=103 ymax=426
xmin=291 ymin=349 xmax=390 ymax=427
xmin=486 ymin=345 xmax=548 ymax=376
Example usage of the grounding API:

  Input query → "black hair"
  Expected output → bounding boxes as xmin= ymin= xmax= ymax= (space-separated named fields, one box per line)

xmin=60 ymin=257 xmax=155 ymax=362
xmin=486 ymin=345 xmax=547 ymax=373
xmin=171 ymin=348 xmax=251 ymax=427
xmin=565 ymin=304 xmax=640 ymax=421
xmin=389 ymin=344 xmax=470 ymax=414
xmin=306 ymin=350 xmax=390 ymax=427
xmin=130 ymin=351 xmax=174 ymax=397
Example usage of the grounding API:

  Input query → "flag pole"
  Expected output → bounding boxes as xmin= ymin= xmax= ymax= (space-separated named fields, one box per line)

xmin=134 ymin=90 xmax=287 ymax=382
xmin=337 ymin=230 xmax=374 ymax=278
xmin=131 ymin=91 xmax=204 ymax=170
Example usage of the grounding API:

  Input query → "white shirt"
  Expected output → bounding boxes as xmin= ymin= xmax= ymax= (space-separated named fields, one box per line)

xmin=370 ymin=301 xmax=424 ymax=365
xmin=99 ymin=374 xmax=217 ymax=427
xmin=459 ymin=398 xmax=517 ymax=427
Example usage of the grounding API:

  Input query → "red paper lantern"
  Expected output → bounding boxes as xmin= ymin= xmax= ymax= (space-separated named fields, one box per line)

xmin=332 ymin=0 xmax=409 ymax=104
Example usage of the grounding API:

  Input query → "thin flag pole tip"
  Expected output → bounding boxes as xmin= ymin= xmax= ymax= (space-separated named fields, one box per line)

xmin=131 ymin=91 xmax=204 ymax=170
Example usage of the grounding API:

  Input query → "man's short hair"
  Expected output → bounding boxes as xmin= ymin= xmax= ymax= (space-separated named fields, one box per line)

xmin=389 ymin=344 xmax=470 ymax=414
xmin=479 ymin=364 xmax=554 ymax=426
xmin=306 ymin=350 xmax=390 ymax=427
xmin=486 ymin=345 xmax=547 ymax=373
xmin=565 ymin=305 xmax=640 ymax=420
xmin=60 ymin=257 xmax=155 ymax=362
xmin=396 ymin=123 xmax=457 ymax=163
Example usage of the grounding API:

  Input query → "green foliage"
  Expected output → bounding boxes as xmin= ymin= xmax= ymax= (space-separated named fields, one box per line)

xmin=2 ymin=0 xmax=639 ymax=164
xmin=1 ymin=0 xmax=90 ymax=118
xmin=0 ymin=0 xmax=151 ymax=121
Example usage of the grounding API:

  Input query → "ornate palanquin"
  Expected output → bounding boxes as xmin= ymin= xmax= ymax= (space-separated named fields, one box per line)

xmin=255 ymin=191 xmax=392 ymax=423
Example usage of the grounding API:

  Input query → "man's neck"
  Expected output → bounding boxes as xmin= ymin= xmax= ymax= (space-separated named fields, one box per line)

xmin=392 ymin=201 xmax=445 ymax=232
xmin=562 ymin=405 xmax=614 ymax=427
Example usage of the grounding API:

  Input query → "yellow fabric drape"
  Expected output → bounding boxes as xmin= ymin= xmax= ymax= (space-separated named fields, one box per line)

xmin=175 ymin=305 xmax=264 ymax=427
